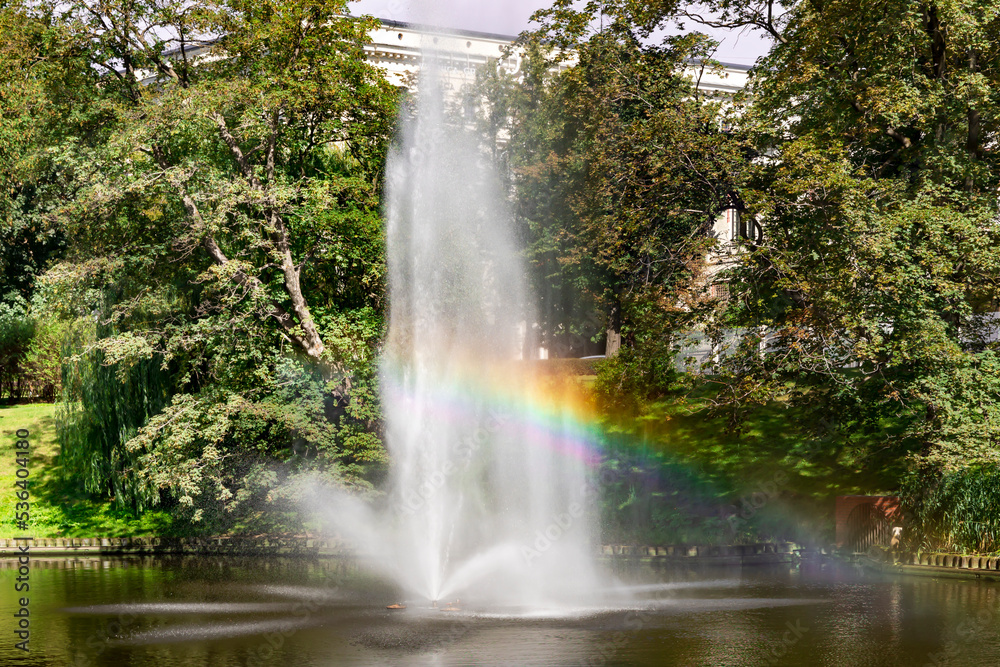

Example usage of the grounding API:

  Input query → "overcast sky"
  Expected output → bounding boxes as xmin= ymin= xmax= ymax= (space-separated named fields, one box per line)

xmin=350 ymin=0 xmax=772 ymax=66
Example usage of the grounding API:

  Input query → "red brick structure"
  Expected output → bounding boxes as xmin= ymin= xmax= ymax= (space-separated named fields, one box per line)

xmin=835 ymin=495 xmax=902 ymax=550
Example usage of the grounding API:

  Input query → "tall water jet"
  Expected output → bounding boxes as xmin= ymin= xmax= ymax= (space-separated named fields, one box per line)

xmin=319 ymin=61 xmax=602 ymax=609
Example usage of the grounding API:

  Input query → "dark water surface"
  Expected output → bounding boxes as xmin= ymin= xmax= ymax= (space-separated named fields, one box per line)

xmin=1 ymin=556 xmax=998 ymax=666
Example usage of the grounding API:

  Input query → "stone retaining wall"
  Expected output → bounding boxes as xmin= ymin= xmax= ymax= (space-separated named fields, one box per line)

xmin=599 ymin=542 xmax=799 ymax=564
xmin=911 ymin=552 xmax=1000 ymax=571
xmin=863 ymin=549 xmax=1000 ymax=581
xmin=0 ymin=538 xmax=801 ymax=562
xmin=0 ymin=536 xmax=347 ymax=557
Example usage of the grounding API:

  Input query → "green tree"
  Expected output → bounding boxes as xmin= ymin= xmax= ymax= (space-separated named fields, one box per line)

xmin=0 ymin=3 xmax=68 ymax=402
xmin=490 ymin=6 xmax=744 ymax=406
xmin=700 ymin=0 xmax=1000 ymax=471
xmin=1 ymin=0 xmax=396 ymax=527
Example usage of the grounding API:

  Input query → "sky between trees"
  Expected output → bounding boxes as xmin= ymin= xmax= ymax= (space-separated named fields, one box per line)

xmin=351 ymin=0 xmax=772 ymax=64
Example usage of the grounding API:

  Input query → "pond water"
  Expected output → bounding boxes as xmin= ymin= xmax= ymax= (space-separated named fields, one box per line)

xmin=1 ymin=556 xmax=998 ymax=666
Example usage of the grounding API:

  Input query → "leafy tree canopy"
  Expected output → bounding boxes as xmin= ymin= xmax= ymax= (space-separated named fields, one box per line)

xmin=483 ymin=4 xmax=745 ymax=404
xmin=706 ymin=0 xmax=1000 ymax=471
xmin=0 ymin=0 xmax=397 ymax=527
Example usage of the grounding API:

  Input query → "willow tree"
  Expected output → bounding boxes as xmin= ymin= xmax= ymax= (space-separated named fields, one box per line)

xmin=1 ymin=0 xmax=396 ymax=525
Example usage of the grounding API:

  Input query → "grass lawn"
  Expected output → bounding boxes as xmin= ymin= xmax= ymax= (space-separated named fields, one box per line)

xmin=0 ymin=403 xmax=175 ymax=538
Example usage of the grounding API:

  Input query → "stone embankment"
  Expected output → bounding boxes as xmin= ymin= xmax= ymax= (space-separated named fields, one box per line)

xmin=0 ymin=536 xmax=345 ymax=557
xmin=600 ymin=542 xmax=801 ymax=565
xmin=865 ymin=550 xmax=1000 ymax=581
xmin=0 ymin=537 xmax=803 ymax=563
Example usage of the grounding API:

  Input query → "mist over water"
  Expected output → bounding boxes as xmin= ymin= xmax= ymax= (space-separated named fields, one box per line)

xmin=315 ymin=62 xmax=602 ymax=608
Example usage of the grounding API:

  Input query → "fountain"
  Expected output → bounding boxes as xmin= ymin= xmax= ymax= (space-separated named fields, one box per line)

xmin=312 ymin=61 xmax=603 ymax=610
xmin=41 ymin=37 xmax=915 ymax=667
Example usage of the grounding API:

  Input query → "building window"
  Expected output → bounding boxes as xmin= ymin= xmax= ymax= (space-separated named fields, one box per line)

xmin=723 ymin=192 xmax=762 ymax=245
xmin=711 ymin=283 xmax=730 ymax=302
xmin=729 ymin=207 xmax=741 ymax=243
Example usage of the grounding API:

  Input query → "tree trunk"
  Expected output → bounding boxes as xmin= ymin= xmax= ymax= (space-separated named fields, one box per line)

xmin=270 ymin=212 xmax=325 ymax=361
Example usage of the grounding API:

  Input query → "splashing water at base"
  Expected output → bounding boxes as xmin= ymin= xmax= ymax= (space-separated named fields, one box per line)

xmin=313 ymin=61 xmax=603 ymax=608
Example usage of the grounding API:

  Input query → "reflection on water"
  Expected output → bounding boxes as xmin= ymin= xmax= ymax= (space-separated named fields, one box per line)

xmin=1 ymin=556 xmax=999 ymax=666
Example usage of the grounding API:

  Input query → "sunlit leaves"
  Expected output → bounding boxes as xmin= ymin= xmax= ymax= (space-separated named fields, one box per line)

xmin=499 ymin=17 xmax=745 ymax=371
xmin=720 ymin=0 xmax=1000 ymax=471
xmin=3 ymin=0 xmax=397 ymax=526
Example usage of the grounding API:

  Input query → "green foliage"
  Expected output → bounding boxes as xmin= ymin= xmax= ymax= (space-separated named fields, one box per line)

xmin=703 ymin=0 xmax=1000 ymax=471
xmin=0 ymin=294 xmax=34 ymax=401
xmin=597 ymin=444 xmax=733 ymax=545
xmin=58 ymin=319 xmax=174 ymax=511
xmin=0 ymin=292 xmax=65 ymax=402
xmin=543 ymin=0 xmax=1000 ymax=544
xmin=0 ymin=0 xmax=397 ymax=531
xmin=493 ymin=10 xmax=745 ymax=384
xmin=593 ymin=342 xmax=686 ymax=417
xmin=902 ymin=466 xmax=1000 ymax=553
xmin=0 ymin=218 xmax=65 ymax=309
xmin=597 ymin=387 xmax=902 ymax=545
